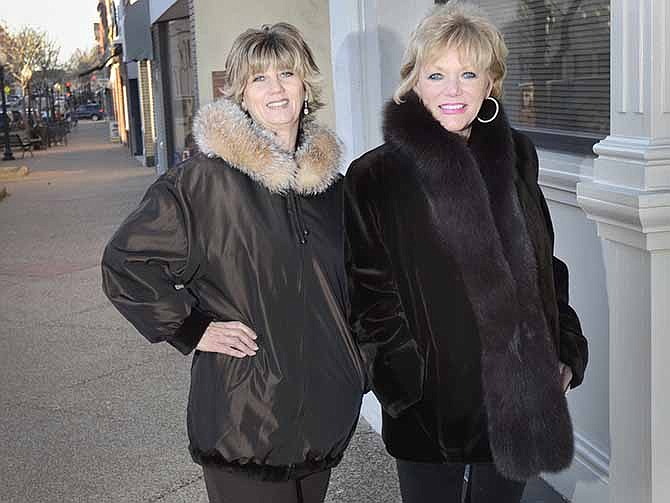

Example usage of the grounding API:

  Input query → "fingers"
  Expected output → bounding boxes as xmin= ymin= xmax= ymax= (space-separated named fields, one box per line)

xmin=197 ymin=321 xmax=259 ymax=358
xmin=559 ymin=362 xmax=573 ymax=393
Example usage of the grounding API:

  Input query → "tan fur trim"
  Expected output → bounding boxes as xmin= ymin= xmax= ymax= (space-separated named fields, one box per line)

xmin=193 ymin=98 xmax=341 ymax=195
xmin=295 ymin=121 xmax=343 ymax=195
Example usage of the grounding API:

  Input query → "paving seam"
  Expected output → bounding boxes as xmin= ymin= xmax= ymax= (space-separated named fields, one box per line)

xmin=67 ymin=356 xmax=158 ymax=388
xmin=145 ymin=474 xmax=204 ymax=502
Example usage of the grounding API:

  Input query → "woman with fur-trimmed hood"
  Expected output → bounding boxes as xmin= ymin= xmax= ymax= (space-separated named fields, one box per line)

xmin=102 ymin=23 xmax=365 ymax=503
xmin=345 ymin=4 xmax=588 ymax=502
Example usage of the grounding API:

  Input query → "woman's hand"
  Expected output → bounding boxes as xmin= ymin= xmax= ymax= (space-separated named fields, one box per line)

xmin=559 ymin=362 xmax=573 ymax=394
xmin=196 ymin=321 xmax=258 ymax=358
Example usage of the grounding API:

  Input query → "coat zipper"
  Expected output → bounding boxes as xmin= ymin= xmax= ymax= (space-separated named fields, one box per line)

xmin=287 ymin=192 xmax=309 ymax=245
xmin=286 ymin=191 xmax=309 ymax=470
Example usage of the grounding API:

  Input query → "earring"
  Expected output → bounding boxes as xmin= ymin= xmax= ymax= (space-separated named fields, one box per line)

xmin=477 ymin=96 xmax=499 ymax=123
xmin=303 ymin=98 xmax=310 ymax=116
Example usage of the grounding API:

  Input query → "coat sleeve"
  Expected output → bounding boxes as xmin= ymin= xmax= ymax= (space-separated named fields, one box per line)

xmin=344 ymin=160 xmax=424 ymax=417
xmin=513 ymin=131 xmax=588 ymax=388
xmin=101 ymin=174 xmax=213 ymax=355
xmin=538 ymin=191 xmax=589 ymax=388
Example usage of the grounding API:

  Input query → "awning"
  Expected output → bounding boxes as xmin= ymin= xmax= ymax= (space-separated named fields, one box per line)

xmin=150 ymin=0 xmax=188 ymax=25
xmin=120 ymin=0 xmax=154 ymax=62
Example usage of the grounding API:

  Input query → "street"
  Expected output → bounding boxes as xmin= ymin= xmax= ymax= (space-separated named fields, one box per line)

xmin=0 ymin=122 xmax=562 ymax=503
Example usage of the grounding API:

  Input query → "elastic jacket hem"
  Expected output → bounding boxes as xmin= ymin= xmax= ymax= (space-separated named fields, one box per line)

xmin=191 ymin=448 xmax=344 ymax=482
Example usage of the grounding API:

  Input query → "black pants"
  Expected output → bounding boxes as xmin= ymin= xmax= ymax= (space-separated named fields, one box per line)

xmin=396 ymin=460 xmax=526 ymax=503
xmin=203 ymin=466 xmax=331 ymax=503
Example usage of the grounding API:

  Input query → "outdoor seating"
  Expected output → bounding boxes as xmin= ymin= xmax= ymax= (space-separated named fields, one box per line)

xmin=8 ymin=134 xmax=35 ymax=158
xmin=31 ymin=125 xmax=47 ymax=150
xmin=47 ymin=121 xmax=69 ymax=146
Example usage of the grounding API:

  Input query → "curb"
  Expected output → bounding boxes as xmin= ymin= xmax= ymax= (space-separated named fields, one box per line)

xmin=0 ymin=165 xmax=30 ymax=181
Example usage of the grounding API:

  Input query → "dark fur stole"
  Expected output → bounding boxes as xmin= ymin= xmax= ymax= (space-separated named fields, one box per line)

xmin=383 ymin=92 xmax=573 ymax=480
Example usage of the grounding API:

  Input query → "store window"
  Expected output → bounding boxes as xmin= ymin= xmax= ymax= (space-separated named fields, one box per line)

xmin=167 ymin=18 xmax=196 ymax=164
xmin=436 ymin=0 xmax=611 ymax=154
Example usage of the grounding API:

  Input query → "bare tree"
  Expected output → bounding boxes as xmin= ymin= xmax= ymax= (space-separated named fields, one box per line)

xmin=3 ymin=26 xmax=47 ymax=132
xmin=65 ymin=47 xmax=100 ymax=77
xmin=36 ymin=36 xmax=62 ymax=120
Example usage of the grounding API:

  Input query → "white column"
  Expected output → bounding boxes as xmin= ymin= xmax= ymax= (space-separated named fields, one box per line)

xmin=577 ymin=1 xmax=670 ymax=502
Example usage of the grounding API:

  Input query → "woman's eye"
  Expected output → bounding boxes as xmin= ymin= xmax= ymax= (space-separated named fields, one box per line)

xmin=428 ymin=73 xmax=443 ymax=81
xmin=252 ymin=75 xmax=265 ymax=82
xmin=462 ymin=71 xmax=477 ymax=79
xmin=280 ymin=71 xmax=294 ymax=78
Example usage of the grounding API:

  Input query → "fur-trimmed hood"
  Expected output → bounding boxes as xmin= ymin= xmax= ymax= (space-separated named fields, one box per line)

xmin=193 ymin=98 xmax=342 ymax=195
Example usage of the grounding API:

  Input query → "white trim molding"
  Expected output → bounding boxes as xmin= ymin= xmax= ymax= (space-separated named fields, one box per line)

xmin=593 ymin=136 xmax=670 ymax=190
xmin=574 ymin=431 xmax=610 ymax=484
xmin=578 ymin=183 xmax=670 ymax=250
xmin=537 ymin=148 xmax=595 ymax=208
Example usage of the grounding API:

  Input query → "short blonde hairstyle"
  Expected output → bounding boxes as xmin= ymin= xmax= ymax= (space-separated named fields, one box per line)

xmin=394 ymin=1 xmax=508 ymax=104
xmin=222 ymin=22 xmax=324 ymax=112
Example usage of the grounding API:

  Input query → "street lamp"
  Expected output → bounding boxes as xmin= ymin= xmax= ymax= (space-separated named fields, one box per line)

xmin=0 ymin=49 xmax=15 ymax=161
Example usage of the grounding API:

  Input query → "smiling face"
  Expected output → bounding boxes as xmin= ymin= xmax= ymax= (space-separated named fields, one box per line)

xmin=242 ymin=66 xmax=305 ymax=141
xmin=413 ymin=46 xmax=492 ymax=139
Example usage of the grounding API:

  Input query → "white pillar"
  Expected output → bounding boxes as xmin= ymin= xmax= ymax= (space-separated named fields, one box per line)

xmin=577 ymin=1 xmax=670 ymax=502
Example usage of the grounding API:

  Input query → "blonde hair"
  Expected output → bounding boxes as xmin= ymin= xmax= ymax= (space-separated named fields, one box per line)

xmin=394 ymin=1 xmax=508 ymax=104
xmin=222 ymin=22 xmax=323 ymax=112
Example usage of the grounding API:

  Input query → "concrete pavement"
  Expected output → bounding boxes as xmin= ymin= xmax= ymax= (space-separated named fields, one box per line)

xmin=0 ymin=121 xmax=564 ymax=502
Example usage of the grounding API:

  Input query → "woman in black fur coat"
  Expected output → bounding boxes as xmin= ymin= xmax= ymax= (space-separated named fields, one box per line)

xmin=345 ymin=3 xmax=588 ymax=502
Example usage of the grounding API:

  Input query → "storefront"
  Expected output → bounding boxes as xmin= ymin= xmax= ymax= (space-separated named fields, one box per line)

xmin=150 ymin=0 xmax=197 ymax=173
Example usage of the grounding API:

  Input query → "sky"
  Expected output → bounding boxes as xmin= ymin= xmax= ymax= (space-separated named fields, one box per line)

xmin=1 ymin=0 xmax=102 ymax=63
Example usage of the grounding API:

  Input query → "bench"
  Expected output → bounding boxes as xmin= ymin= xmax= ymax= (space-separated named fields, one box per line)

xmin=8 ymin=134 xmax=34 ymax=158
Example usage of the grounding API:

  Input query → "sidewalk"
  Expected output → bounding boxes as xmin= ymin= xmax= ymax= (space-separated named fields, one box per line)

xmin=0 ymin=121 xmax=565 ymax=502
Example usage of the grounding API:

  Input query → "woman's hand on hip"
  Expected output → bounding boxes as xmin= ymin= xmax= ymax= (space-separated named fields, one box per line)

xmin=559 ymin=362 xmax=573 ymax=394
xmin=196 ymin=321 xmax=258 ymax=358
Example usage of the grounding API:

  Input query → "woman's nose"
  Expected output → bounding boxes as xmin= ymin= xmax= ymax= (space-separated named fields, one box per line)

xmin=269 ymin=77 xmax=284 ymax=92
xmin=444 ymin=77 xmax=461 ymax=95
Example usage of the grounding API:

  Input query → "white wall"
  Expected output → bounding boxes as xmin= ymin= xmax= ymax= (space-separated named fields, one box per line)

xmin=329 ymin=0 xmax=433 ymax=167
xmin=192 ymin=0 xmax=336 ymax=130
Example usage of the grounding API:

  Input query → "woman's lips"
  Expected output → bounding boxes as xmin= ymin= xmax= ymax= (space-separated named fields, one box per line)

xmin=267 ymin=99 xmax=290 ymax=108
xmin=438 ymin=103 xmax=466 ymax=114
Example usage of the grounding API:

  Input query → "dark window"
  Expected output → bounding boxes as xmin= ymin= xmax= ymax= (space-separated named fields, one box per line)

xmin=437 ymin=0 xmax=611 ymax=154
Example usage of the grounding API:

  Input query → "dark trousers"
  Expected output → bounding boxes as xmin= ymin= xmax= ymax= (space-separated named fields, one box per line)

xmin=396 ymin=460 xmax=526 ymax=503
xmin=203 ymin=466 xmax=331 ymax=503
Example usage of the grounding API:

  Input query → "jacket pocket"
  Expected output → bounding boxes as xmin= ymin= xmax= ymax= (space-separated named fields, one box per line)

xmin=371 ymin=338 xmax=425 ymax=418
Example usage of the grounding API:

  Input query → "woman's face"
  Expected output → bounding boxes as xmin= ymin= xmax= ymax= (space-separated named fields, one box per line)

xmin=413 ymin=47 xmax=492 ymax=139
xmin=242 ymin=66 xmax=305 ymax=135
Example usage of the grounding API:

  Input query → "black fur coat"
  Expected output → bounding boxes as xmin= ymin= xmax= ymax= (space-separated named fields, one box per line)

xmin=344 ymin=93 xmax=588 ymax=480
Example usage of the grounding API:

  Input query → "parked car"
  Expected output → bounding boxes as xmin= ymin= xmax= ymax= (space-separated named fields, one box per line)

xmin=73 ymin=104 xmax=105 ymax=121
xmin=0 ymin=110 xmax=25 ymax=130
xmin=5 ymin=95 xmax=21 ymax=107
